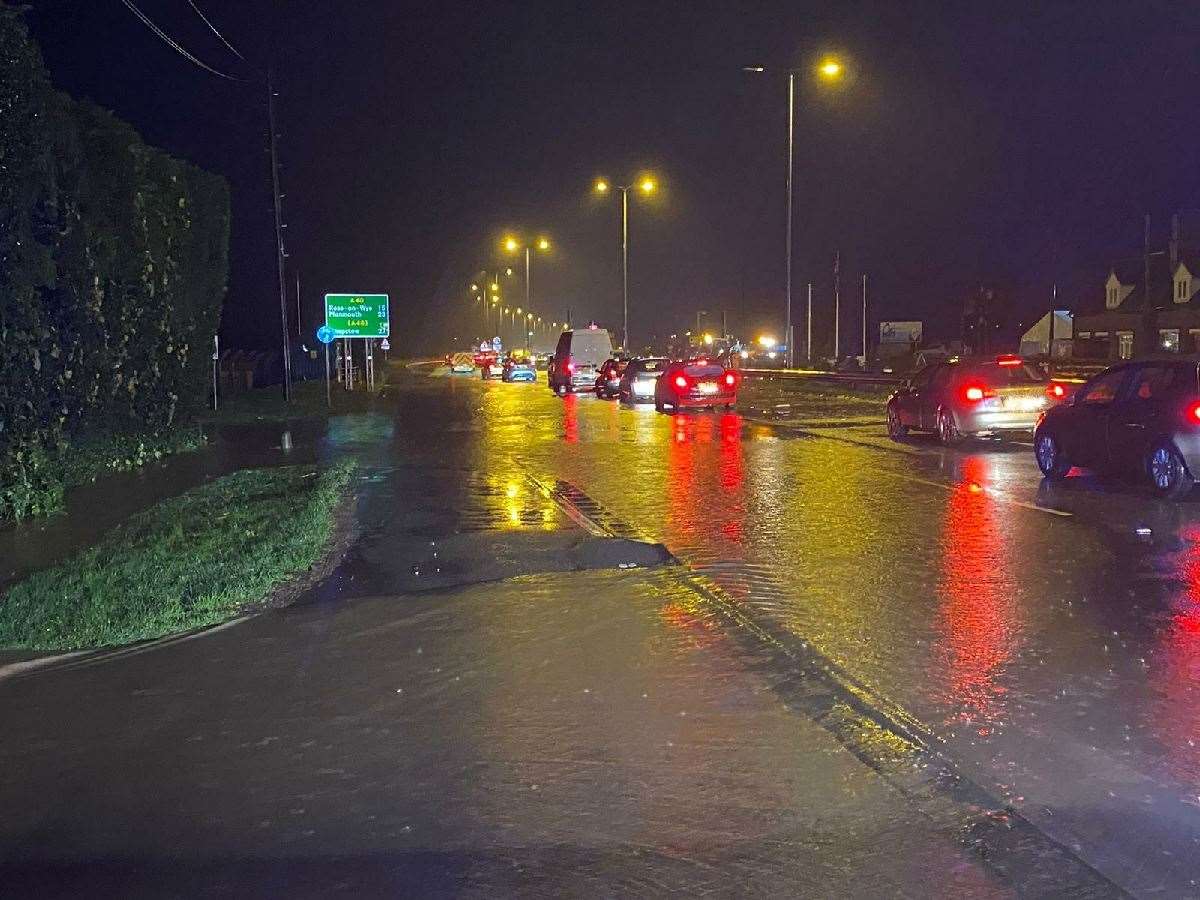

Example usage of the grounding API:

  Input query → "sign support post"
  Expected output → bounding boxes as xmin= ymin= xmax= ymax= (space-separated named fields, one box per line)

xmin=323 ymin=293 xmax=390 ymax=392
xmin=316 ymin=324 xmax=335 ymax=407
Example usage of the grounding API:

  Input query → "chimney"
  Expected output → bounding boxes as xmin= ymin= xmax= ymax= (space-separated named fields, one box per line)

xmin=1170 ymin=211 xmax=1181 ymax=269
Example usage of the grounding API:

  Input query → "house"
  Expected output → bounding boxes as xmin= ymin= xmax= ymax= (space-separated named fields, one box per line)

xmin=1073 ymin=213 xmax=1200 ymax=360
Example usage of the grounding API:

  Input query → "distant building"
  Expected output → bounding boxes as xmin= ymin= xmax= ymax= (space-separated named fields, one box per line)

xmin=1073 ymin=213 xmax=1200 ymax=360
xmin=1018 ymin=310 xmax=1073 ymax=358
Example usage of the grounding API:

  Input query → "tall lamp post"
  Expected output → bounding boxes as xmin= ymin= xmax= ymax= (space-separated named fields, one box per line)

xmin=503 ymin=235 xmax=551 ymax=348
xmin=594 ymin=176 xmax=656 ymax=352
xmin=745 ymin=57 xmax=844 ymax=367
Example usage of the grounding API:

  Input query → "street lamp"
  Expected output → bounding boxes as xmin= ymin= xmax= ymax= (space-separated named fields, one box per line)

xmin=503 ymin=234 xmax=552 ymax=349
xmin=745 ymin=56 xmax=845 ymax=366
xmin=594 ymin=174 xmax=657 ymax=351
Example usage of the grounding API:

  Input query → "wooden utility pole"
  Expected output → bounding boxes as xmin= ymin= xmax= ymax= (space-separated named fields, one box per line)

xmin=268 ymin=70 xmax=292 ymax=401
xmin=1142 ymin=213 xmax=1153 ymax=356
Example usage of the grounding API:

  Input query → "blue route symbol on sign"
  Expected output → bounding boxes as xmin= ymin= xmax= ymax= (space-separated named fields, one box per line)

xmin=316 ymin=325 xmax=335 ymax=344
xmin=492 ymin=336 xmax=502 ymax=351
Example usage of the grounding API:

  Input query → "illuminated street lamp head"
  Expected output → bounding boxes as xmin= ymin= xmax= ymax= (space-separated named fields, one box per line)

xmin=470 ymin=283 xmax=479 ymax=292
xmin=758 ymin=334 xmax=777 ymax=349
xmin=516 ymin=307 xmax=522 ymax=314
xmin=536 ymin=237 xmax=550 ymax=251
xmin=703 ymin=333 xmax=714 ymax=345
xmin=526 ymin=312 xmax=533 ymax=320
xmin=504 ymin=236 xmax=519 ymax=253
xmin=819 ymin=58 xmax=843 ymax=79
xmin=639 ymin=177 xmax=656 ymax=194
xmin=490 ymin=281 xmax=499 ymax=291
xmin=594 ymin=178 xmax=609 ymax=194
xmin=491 ymin=294 xmax=499 ymax=302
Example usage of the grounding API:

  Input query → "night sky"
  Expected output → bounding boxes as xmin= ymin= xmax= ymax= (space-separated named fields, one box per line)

xmin=25 ymin=0 xmax=1200 ymax=352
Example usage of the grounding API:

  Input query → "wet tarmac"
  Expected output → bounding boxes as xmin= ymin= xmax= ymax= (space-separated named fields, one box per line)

xmin=3 ymin=371 xmax=1199 ymax=895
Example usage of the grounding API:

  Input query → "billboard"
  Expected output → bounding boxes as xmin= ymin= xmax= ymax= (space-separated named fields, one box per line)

xmin=879 ymin=320 xmax=923 ymax=345
xmin=324 ymin=293 xmax=390 ymax=338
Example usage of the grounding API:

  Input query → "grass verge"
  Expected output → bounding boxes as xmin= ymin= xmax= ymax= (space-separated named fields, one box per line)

xmin=0 ymin=459 xmax=356 ymax=651
xmin=199 ymin=378 xmax=390 ymax=425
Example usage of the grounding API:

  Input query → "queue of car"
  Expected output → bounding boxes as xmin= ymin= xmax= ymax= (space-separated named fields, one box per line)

xmin=452 ymin=333 xmax=1200 ymax=500
xmin=886 ymin=352 xmax=1200 ymax=500
xmin=447 ymin=325 xmax=741 ymax=413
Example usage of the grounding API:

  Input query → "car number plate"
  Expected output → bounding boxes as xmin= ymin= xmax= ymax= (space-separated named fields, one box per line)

xmin=699 ymin=382 xmax=718 ymax=395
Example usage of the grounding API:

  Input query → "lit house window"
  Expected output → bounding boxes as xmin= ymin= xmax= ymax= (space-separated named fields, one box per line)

xmin=1106 ymin=286 xmax=1119 ymax=308
xmin=1117 ymin=332 xmax=1134 ymax=359
xmin=1161 ymin=329 xmax=1180 ymax=352
xmin=1177 ymin=277 xmax=1191 ymax=303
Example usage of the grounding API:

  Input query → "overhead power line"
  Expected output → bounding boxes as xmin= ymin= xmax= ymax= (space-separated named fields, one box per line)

xmin=187 ymin=0 xmax=246 ymax=62
xmin=120 ymin=0 xmax=245 ymax=81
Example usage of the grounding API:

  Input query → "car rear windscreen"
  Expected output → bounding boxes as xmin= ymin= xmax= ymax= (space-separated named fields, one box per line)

xmin=635 ymin=359 xmax=667 ymax=373
xmin=684 ymin=364 xmax=724 ymax=378
xmin=567 ymin=331 xmax=613 ymax=364
xmin=964 ymin=363 xmax=1045 ymax=384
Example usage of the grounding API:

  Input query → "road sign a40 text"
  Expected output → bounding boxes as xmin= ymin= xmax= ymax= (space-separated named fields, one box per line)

xmin=324 ymin=293 xmax=390 ymax=338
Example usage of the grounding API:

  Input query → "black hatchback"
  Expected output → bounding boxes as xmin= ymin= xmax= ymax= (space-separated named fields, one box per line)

xmin=1033 ymin=358 xmax=1200 ymax=498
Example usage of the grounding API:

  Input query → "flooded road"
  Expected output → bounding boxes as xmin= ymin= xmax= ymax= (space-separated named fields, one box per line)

xmin=464 ymin=373 xmax=1200 ymax=896
xmin=2 ymin=372 xmax=1198 ymax=895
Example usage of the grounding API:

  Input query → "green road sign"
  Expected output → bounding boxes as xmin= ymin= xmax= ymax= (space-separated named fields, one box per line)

xmin=324 ymin=293 xmax=390 ymax=338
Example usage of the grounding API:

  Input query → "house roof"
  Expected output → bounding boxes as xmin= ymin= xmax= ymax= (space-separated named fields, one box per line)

xmin=1108 ymin=253 xmax=1173 ymax=312
xmin=1175 ymin=256 xmax=1200 ymax=277
xmin=1110 ymin=257 xmax=1145 ymax=285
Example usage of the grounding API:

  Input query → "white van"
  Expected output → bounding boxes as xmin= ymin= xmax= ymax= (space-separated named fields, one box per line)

xmin=548 ymin=326 xmax=614 ymax=395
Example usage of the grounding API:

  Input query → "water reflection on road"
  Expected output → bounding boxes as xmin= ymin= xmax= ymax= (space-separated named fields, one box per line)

xmin=476 ymin=376 xmax=1200 ymax=894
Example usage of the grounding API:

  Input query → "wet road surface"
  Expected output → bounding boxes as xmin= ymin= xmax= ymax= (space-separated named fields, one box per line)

xmin=2 ymin=370 xmax=1200 ymax=895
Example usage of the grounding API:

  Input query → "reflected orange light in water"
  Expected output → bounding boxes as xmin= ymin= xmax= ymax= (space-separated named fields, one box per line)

xmin=936 ymin=455 xmax=1019 ymax=727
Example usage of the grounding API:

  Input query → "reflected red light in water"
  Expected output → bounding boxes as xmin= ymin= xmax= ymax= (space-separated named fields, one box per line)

xmin=561 ymin=393 xmax=578 ymax=444
xmin=659 ymin=600 xmax=721 ymax=649
xmin=936 ymin=455 xmax=1018 ymax=725
xmin=1148 ymin=523 xmax=1200 ymax=784
xmin=664 ymin=413 xmax=746 ymax=550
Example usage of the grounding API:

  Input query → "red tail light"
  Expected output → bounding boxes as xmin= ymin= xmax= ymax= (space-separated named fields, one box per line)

xmin=962 ymin=384 xmax=988 ymax=402
xmin=1189 ymin=401 xmax=1200 ymax=423
xmin=1047 ymin=382 xmax=1066 ymax=400
xmin=996 ymin=355 xmax=1022 ymax=367
xmin=724 ymin=371 xmax=738 ymax=388
xmin=564 ymin=359 xmax=575 ymax=374
xmin=673 ymin=374 xmax=690 ymax=392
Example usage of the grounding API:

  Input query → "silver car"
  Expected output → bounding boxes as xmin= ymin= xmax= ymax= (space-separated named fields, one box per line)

xmin=887 ymin=355 xmax=1055 ymax=444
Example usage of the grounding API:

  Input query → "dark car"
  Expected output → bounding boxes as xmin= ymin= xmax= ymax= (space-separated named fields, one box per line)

xmin=886 ymin=354 xmax=1063 ymax=444
xmin=1034 ymin=357 xmax=1200 ymax=498
xmin=595 ymin=358 xmax=627 ymax=399
xmin=654 ymin=358 xmax=738 ymax=412
xmin=619 ymin=357 xmax=668 ymax=404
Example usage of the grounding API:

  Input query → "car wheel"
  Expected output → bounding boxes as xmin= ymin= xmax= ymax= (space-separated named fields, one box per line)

xmin=1034 ymin=431 xmax=1070 ymax=479
xmin=1147 ymin=442 xmax=1193 ymax=499
xmin=886 ymin=404 xmax=909 ymax=441
xmin=937 ymin=409 xmax=963 ymax=446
